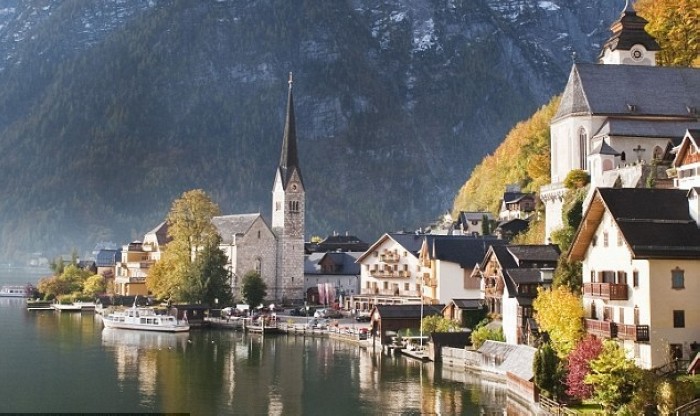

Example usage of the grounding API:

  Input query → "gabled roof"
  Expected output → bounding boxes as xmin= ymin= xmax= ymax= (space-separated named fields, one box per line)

xmin=212 ymin=213 xmax=270 ymax=244
xmin=95 ymin=249 xmax=121 ymax=267
xmin=554 ymin=63 xmax=700 ymax=121
xmin=590 ymin=140 xmax=621 ymax=156
xmin=569 ymin=188 xmax=700 ymax=260
xmin=374 ymin=304 xmax=445 ymax=319
xmin=495 ymin=219 xmax=530 ymax=235
xmin=318 ymin=251 xmax=361 ymax=275
xmin=427 ymin=236 xmax=507 ymax=268
xmin=672 ymin=129 xmax=700 ymax=168
xmin=304 ymin=252 xmax=325 ymax=274
xmin=445 ymin=299 xmax=483 ymax=310
xmin=502 ymin=192 xmax=535 ymax=204
xmin=145 ymin=221 xmax=171 ymax=246
xmin=506 ymin=245 xmax=561 ymax=263
xmin=503 ymin=268 xmax=554 ymax=298
xmin=456 ymin=211 xmax=493 ymax=223
xmin=306 ymin=234 xmax=369 ymax=253
xmin=356 ymin=232 xmax=427 ymax=262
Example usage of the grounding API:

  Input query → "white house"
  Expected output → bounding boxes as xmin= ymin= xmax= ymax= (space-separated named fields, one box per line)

xmin=569 ymin=187 xmax=700 ymax=369
xmin=418 ymin=236 xmax=506 ymax=304
xmin=670 ymin=130 xmax=700 ymax=190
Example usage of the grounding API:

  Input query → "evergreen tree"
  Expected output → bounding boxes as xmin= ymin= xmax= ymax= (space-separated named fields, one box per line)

xmin=241 ymin=270 xmax=267 ymax=309
xmin=534 ymin=342 xmax=563 ymax=400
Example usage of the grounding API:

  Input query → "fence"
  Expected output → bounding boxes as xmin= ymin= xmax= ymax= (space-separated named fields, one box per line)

xmin=538 ymin=396 xmax=578 ymax=416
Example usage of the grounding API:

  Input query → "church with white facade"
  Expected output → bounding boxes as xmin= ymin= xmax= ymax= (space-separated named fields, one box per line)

xmin=541 ymin=3 xmax=700 ymax=240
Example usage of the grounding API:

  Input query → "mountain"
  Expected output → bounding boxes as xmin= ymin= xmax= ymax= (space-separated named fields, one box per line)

xmin=0 ymin=0 xmax=624 ymax=261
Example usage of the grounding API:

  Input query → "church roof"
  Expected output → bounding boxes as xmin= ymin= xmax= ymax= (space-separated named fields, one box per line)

xmin=593 ymin=119 xmax=698 ymax=142
xmin=598 ymin=4 xmax=660 ymax=58
xmin=554 ymin=63 xmax=700 ymax=121
xmin=277 ymin=74 xmax=304 ymax=189
xmin=212 ymin=213 xmax=269 ymax=244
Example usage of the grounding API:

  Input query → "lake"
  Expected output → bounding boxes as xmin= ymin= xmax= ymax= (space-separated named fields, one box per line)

xmin=0 ymin=272 xmax=514 ymax=415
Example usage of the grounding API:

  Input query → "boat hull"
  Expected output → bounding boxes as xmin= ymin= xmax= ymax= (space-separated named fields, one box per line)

xmin=102 ymin=319 xmax=190 ymax=332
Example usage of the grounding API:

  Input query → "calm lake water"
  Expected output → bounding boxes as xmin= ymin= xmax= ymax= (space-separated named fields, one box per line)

xmin=0 ymin=272 xmax=514 ymax=415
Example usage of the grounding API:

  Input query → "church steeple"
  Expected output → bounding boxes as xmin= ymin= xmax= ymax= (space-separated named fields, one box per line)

xmin=278 ymin=72 xmax=304 ymax=190
xmin=598 ymin=0 xmax=660 ymax=66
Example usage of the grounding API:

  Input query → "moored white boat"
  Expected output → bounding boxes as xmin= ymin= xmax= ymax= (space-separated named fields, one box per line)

xmin=0 ymin=284 xmax=33 ymax=297
xmin=52 ymin=301 xmax=96 ymax=312
xmin=102 ymin=306 xmax=190 ymax=332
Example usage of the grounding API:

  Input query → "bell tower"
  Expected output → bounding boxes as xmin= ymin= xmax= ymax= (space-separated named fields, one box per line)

xmin=272 ymin=73 xmax=305 ymax=303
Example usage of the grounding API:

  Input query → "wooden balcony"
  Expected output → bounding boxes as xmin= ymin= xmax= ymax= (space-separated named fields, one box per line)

xmin=583 ymin=283 xmax=628 ymax=300
xmin=583 ymin=318 xmax=617 ymax=338
xmin=617 ymin=324 xmax=650 ymax=342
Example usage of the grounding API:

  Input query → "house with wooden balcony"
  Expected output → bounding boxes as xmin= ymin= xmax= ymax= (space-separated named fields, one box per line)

xmin=114 ymin=222 xmax=170 ymax=296
xmin=669 ymin=130 xmax=700 ymax=190
xmin=418 ymin=235 xmax=506 ymax=305
xmin=479 ymin=244 xmax=560 ymax=345
xmin=353 ymin=233 xmax=426 ymax=312
xmin=569 ymin=187 xmax=700 ymax=369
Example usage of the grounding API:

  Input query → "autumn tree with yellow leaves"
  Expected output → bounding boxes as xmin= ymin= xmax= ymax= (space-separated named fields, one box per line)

xmin=533 ymin=286 xmax=584 ymax=357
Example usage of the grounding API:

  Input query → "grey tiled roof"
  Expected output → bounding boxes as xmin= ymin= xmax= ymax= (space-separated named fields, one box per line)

xmin=478 ymin=340 xmax=536 ymax=380
xmin=594 ymin=119 xmax=699 ymax=141
xmin=95 ymin=249 xmax=120 ymax=267
xmin=429 ymin=237 xmax=507 ymax=268
xmin=374 ymin=304 xmax=445 ymax=319
xmin=146 ymin=221 xmax=170 ymax=246
xmin=448 ymin=299 xmax=483 ymax=310
xmin=590 ymin=140 xmax=621 ymax=156
xmin=597 ymin=188 xmax=700 ymax=258
xmin=212 ymin=213 xmax=268 ymax=244
xmin=555 ymin=63 xmax=700 ymax=121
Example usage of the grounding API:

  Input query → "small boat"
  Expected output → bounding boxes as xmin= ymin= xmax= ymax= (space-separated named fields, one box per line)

xmin=102 ymin=306 xmax=189 ymax=332
xmin=52 ymin=301 xmax=96 ymax=312
xmin=0 ymin=284 xmax=33 ymax=298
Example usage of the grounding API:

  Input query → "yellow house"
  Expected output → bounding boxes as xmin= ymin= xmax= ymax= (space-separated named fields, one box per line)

xmin=570 ymin=188 xmax=700 ymax=369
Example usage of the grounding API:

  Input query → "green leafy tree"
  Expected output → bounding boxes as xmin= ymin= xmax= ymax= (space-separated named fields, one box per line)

xmin=241 ymin=270 xmax=267 ymax=309
xmin=534 ymin=342 xmax=565 ymax=400
xmin=182 ymin=240 xmax=232 ymax=306
xmin=82 ymin=274 xmax=106 ymax=298
xmin=421 ymin=315 xmax=461 ymax=334
xmin=470 ymin=321 xmax=505 ymax=349
xmin=553 ymin=254 xmax=582 ymax=293
xmin=533 ymin=286 xmax=584 ymax=357
xmin=564 ymin=169 xmax=590 ymax=190
xmin=584 ymin=340 xmax=642 ymax=412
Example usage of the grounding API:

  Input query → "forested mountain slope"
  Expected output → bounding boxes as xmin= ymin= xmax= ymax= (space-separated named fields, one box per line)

xmin=0 ymin=0 xmax=624 ymax=260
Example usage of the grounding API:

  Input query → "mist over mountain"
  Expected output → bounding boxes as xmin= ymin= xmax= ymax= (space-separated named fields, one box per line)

xmin=0 ymin=0 xmax=623 ymax=260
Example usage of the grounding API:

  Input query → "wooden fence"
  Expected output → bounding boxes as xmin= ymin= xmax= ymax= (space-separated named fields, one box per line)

xmin=538 ymin=396 xmax=578 ymax=416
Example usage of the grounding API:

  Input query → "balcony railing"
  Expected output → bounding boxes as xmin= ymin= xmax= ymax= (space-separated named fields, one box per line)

xmin=584 ymin=319 xmax=651 ymax=342
xmin=583 ymin=283 xmax=629 ymax=300
xmin=617 ymin=324 xmax=650 ymax=342
xmin=379 ymin=252 xmax=400 ymax=263
xmin=584 ymin=318 xmax=617 ymax=338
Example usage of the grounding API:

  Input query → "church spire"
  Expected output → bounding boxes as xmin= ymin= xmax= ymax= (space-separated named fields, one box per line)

xmin=278 ymin=72 xmax=303 ymax=189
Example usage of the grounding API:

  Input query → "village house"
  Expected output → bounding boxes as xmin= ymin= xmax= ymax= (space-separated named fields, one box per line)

xmin=418 ymin=235 xmax=506 ymax=304
xmin=569 ymin=187 xmax=700 ymax=369
xmin=477 ymin=244 xmax=560 ymax=345
xmin=304 ymin=250 xmax=361 ymax=308
xmin=114 ymin=221 xmax=168 ymax=296
xmin=353 ymin=233 xmax=425 ymax=311
xmin=305 ymin=233 xmax=369 ymax=253
xmin=670 ymin=130 xmax=700 ymax=190
xmin=453 ymin=211 xmax=494 ymax=236
xmin=498 ymin=186 xmax=537 ymax=221
xmin=540 ymin=4 xmax=700 ymax=241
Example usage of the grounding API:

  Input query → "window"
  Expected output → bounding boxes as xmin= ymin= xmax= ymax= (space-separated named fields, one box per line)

xmin=590 ymin=270 xmax=596 ymax=283
xmin=404 ymin=283 xmax=409 ymax=291
xmin=579 ymin=127 xmax=588 ymax=169
xmin=288 ymin=201 xmax=300 ymax=212
xmin=672 ymin=268 xmax=685 ymax=289
xmin=617 ymin=231 xmax=623 ymax=246
xmin=673 ymin=310 xmax=685 ymax=328
xmin=603 ymin=232 xmax=609 ymax=247
xmin=275 ymin=202 xmax=281 ymax=211
xmin=633 ymin=271 xmax=639 ymax=288
xmin=383 ymin=282 xmax=388 ymax=290
xmin=592 ymin=235 xmax=597 ymax=247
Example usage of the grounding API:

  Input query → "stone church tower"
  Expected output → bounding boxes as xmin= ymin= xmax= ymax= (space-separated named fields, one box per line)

xmin=272 ymin=73 xmax=305 ymax=303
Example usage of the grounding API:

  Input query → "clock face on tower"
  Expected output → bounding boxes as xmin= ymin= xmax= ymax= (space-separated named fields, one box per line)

xmin=630 ymin=46 xmax=644 ymax=62
xmin=291 ymin=183 xmax=297 ymax=191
